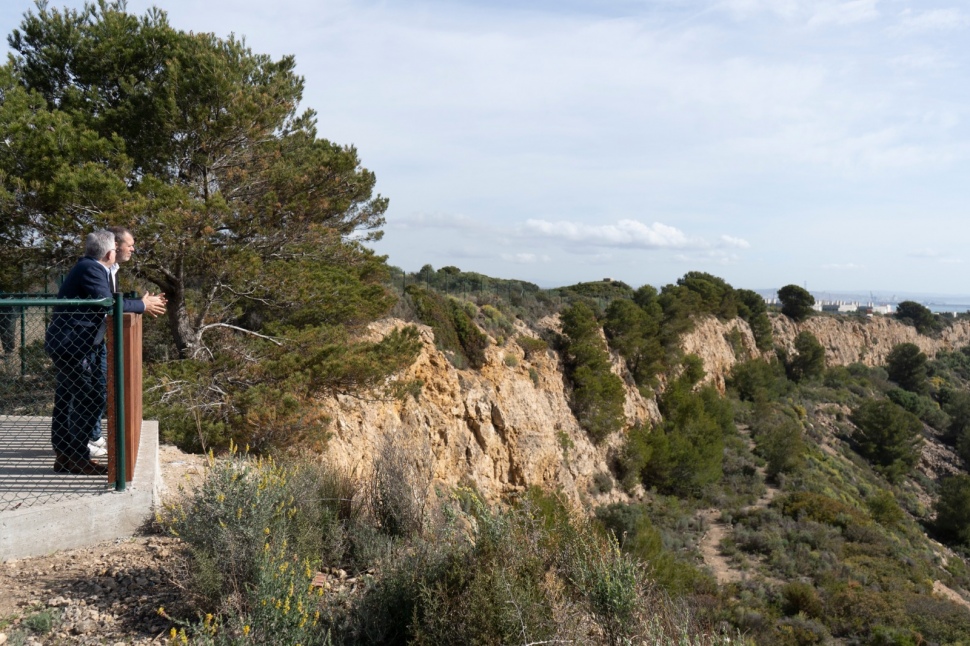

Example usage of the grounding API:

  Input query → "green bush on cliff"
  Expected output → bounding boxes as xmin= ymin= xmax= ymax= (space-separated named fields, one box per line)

xmin=561 ymin=302 xmax=626 ymax=442
xmin=624 ymin=356 xmax=731 ymax=497
xmin=935 ymin=475 xmax=970 ymax=547
xmin=850 ymin=399 xmax=924 ymax=483
xmin=406 ymin=285 xmax=488 ymax=369
xmin=604 ymin=297 xmax=664 ymax=391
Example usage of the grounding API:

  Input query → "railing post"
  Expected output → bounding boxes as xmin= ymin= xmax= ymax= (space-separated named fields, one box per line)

xmin=19 ymin=304 xmax=26 ymax=376
xmin=112 ymin=293 xmax=126 ymax=491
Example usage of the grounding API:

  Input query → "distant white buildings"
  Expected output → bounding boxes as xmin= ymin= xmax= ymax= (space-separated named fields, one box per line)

xmin=762 ymin=296 xmax=895 ymax=317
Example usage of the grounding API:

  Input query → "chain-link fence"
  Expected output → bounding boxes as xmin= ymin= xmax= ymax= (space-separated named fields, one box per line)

xmin=0 ymin=294 xmax=127 ymax=511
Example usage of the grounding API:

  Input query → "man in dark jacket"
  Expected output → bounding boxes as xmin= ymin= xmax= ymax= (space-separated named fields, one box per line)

xmin=44 ymin=230 xmax=117 ymax=475
xmin=86 ymin=226 xmax=165 ymax=457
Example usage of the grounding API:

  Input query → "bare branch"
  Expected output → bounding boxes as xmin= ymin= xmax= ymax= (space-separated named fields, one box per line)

xmin=198 ymin=322 xmax=285 ymax=346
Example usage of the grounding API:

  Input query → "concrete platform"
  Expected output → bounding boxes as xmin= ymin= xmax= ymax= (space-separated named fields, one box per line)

xmin=0 ymin=420 xmax=161 ymax=561
xmin=0 ymin=416 xmax=111 ymax=511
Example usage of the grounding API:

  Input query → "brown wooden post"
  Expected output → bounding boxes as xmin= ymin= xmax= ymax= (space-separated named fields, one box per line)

xmin=107 ymin=313 xmax=143 ymax=483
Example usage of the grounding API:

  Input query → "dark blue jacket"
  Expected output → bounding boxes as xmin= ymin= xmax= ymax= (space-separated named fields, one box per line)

xmin=45 ymin=256 xmax=139 ymax=356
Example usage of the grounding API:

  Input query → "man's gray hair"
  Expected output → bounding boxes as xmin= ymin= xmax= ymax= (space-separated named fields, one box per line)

xmin=84 ymin=230 xmax=116 ymax=260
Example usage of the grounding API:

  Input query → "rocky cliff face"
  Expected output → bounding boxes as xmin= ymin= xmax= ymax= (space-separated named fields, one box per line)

xmin=679 ymin=314 xmax=970 ymax=393
xmin=320 ymin=313 xmax=970 ymax=506
xmin=320 ymin=319 xmax=654 ymax=507
xmin=771 ymin=315 xmax=970 ymax=368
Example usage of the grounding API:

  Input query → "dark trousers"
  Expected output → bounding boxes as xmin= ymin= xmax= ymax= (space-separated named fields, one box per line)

xmin=50 ymin=346 xmax=105 ymax=461
xmin=0 ymin=306 xmax=15 ymax=354
xmin=90 ymin=343 xmax=107 ymax=441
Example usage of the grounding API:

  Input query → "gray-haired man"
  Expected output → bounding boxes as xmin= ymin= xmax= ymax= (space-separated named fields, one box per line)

xmin=88 ymin=226 xmax=165 ymax=457
xmin=45 ymin=231 xmax=117 ymax=475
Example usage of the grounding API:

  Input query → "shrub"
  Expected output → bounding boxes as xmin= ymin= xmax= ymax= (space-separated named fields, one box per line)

xmin=780 ymin=581 xmax=823 ymax=618
xmin=895 ymin=301 xmax=942 ymax=336
xmin=594 ymin=502 xmax=715 ymax=597
xmin=823 ymin=365 xmax=853 ymax=389
xmin=934 ymin=475 xmax=970 ymax=547
xmin=516 ymin=335 xmax=548 ymax=359
xmin=826 ymin=585 xmax=905 ymax=638
xmin=751 ymin=406 xmax=806 ymax=481
xmin=886 ymin=343 xmax=928 ymax=395
xmin=787 ymin=331 xmax=826 ymax=383
xmin=778 ymin=491 xmax=867 ymax=529
xmin=729 ymin=358 xmax=790 ymax=403
xmin=450 ymin=299 xmax=488 ymax=369
xmin=724 ymin=327 xmax=745 ymax=358
xmin=850 ymin=399 xmax=924 ymax=483
xmin=778 ymin=285 xmax=814 ymax=322
xmin=479 ymin=303 xmax=515 ymax=339
xmin=23 ymin=608 xmax=60 ymax=635
xmin=867 ymin=490 xmax=905 ymax=528
xmin=369 ymin=438 xmax=430 ymax=538
xmin=603 ymin=297 xmax=663 ymax=389
xmin=592 ymin=471 xmax=614 ymax=494
xmin=561 ymin=302 xmax=626 ymax=442
xmin=887 ymin=388 xmax=949 ymax=431
xmin=737 ymin=288 xmax=773 ymax=351
xmin=164 ymin=451 xmax=298 ymax=610
xmin=343 ymin=491 xmax=666 ymax=646
xmin=169 ymin=543 xmax=328 ymax=645
xmin=641 ymin=360 xmax=730 ymax=497
xmin=571 ymin=540 xmax=643 ymax=645
xmin=163 ymin=453 xmax=731 ymax=645
xmin=406 ymin=285 xmax=488 ymax=369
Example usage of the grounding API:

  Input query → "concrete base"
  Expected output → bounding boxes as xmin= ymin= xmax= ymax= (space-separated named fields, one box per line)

xmin=0 ymin=421 xmax=160 ymax=561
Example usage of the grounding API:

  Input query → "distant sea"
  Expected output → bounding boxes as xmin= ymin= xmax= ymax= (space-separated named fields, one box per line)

xmin=924 ymin=302 xmax=970 ymax=314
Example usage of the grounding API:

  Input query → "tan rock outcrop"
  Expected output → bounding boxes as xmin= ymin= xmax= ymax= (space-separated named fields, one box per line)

xmin=680 ymin=314 xmax=970 ymax=393
xmin=771 ymin=315 xmax=970 ymax=367
xmin=320 ymin=320 xmax=651 ymax=506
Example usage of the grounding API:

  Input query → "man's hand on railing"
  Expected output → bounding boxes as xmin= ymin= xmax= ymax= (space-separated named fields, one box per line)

xmin=141 ymin=292 xmax=167 ymax=317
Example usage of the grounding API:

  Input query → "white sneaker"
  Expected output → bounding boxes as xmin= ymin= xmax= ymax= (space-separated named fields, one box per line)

xmin=89 ymin=442 xmax=107 ymax=458
xmin=90 ymin=436 xmax=107 ymax=449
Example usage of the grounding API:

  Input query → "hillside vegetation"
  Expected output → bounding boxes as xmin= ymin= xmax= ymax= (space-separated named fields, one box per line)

xmin=142 ymin=264 xmax=970 ymax=644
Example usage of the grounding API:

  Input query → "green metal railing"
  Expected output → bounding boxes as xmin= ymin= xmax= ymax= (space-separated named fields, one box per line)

xmin=0 ymin=294 xmax=126 ymax=511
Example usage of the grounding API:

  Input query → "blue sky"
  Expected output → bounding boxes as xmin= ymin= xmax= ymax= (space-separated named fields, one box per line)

xmin=3 ymin=0 xmax=969 ymax=294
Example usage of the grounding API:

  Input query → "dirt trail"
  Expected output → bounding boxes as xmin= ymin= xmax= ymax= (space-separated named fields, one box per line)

xmin=697 ymin=509 xmax=738 ymax=584
xmin=697 ymin=427 xmax=781 ymax=585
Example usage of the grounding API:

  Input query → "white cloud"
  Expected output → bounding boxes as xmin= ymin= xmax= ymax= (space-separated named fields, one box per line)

xmin=889 ymin=51 xmax=955 ymax=72
xmin=908 ymin=248 xmax=941 ymax=258
xmin=523 ymin=219 xmax=697 ymax=249
xmin=389 ymin=212 xmax=479 ymax=230
xmin=807 ymin=0 xmax=879 ymax=28
xmin=891 ymin=8 xmax=970 ymax=35
xmin=673 ymin=250 xmax=742 ymax=265
xmin=722 ymin=0 xmax=880 ymax=27
xmin=721 ymin=0 xmax=800 ymax=20
xmin=721 ymin=235 xmax=751 ymax=248
xmin=501 ymin=252 xmax=550 ymax=264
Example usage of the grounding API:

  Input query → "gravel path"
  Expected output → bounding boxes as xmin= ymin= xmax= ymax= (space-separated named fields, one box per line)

xmin=0 ymin=445 xmax=208 ymax=644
